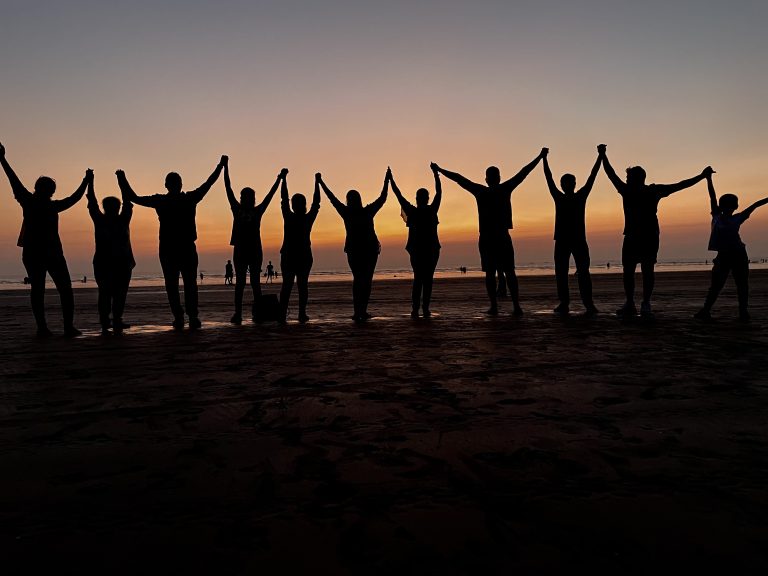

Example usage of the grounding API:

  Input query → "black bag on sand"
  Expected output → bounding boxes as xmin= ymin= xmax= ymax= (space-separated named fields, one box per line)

xmin=254 ymin=294 xmax=281 ymax=321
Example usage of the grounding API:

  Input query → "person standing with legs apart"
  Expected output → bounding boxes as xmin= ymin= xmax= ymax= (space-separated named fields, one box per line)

xmin=694 ymin=172 xmax=768 ymax=321
xmin=117 ymin=156 xmax=226 ymax=330
xmin=279 ymin=172 xmax=321 ymax=323
xmin=0 ymin=142 xmax=88 ymax=337
xmin=542 ymin=145 xmax=603 ymax=317
xmin=87 ymin=171 xmax=136 ymax=334
xmin=434 ymin=148 xmax=547 ymax=316
xmin=224 ymin=160 xmax=283 ymax=324
xmin=319 ymin=172 xmax=388 ymax=322
xmin=602 ymin=146 xmax=712 ymax=319
xmin=387 ymin=165 xmax=442 ymax=318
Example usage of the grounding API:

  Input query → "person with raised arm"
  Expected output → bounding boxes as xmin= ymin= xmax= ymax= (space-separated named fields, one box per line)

xmin=602 ymin=146 xmax=713 ymax=318
xmin=542 ymin=146 xmax=603 ymax=317
xmin=117 ymin=156 xmax=226 ymax=329
xmin=694 ymin=173 xmax=768 ymax=321
xmin=388 ymin=164 xmax=442 ymax=318
xmin=87 ymin=171 xmax=136 ymax=334
xmin=0 ymin=141 xmax=88 ymax=336
xmin=224 ymin=160 xmax=283 ymax=324
xmin=319 ymin=172 xmax=387 ymax=322
xmin=434 ymin=149 xmax=547 ymax=316
xmin=278 ymin=172 xmax=321 ymax=323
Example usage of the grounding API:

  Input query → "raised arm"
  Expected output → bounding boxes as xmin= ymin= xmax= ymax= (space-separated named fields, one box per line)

xmin=188 ymin=155 xmax=227 ymax=204
xmin=542 ymin=154 xmax=560 ymax=199
xmin=55 ymin=169 xmax=90 ymax=212
xmin=387 ymin=167 xmax=410 ymax=210
xmin=706 ymin=174 xmax=719 ymax=215
xmin=223 ymin=159 xmax=238 ymax=210
xmin=655 ymin=166 xmax=712 ymax=196
xmin=431 ymin=163 xmax=443 ymax=211
xmin=0 ymin=142 xmax=32 ymax=202
xmin=368 ymin=170 xmax=389 ymax=214
xmin=501 ymin=148 xmax=548 ymax=193
xmin=258 ymin=169 xmax=285 ymax=214
xmin=740 ymin=196 xmax=768 ymax=219
xmin=86 ymin=170 xmax=101 ymax=219
xmin=116 ymin=170 xmax=156 ymax=207
xmin=309 ymin=174 xmax=321 ymax=218
xmin=578 ymin=148 xmax=604 ymax=196
xmin=319 ymin=176 xmax=345 ymax=215
xmin=280 ymin=170 xmax=291 ymax=217
xmin=434 ymin=164 xmax=485 ymax=196
xmin=600 ymin=147 xmax=627 ymax=194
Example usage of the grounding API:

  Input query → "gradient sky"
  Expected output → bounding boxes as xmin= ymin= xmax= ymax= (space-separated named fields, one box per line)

xmin=2 ymin=0 xmax=768 ymax=277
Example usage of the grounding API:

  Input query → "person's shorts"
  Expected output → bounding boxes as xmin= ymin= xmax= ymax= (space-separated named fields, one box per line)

xmin=479 ymin=233 xmax=515 ymax=273
xmin=621 ymin=234 xmax=660 ymax=267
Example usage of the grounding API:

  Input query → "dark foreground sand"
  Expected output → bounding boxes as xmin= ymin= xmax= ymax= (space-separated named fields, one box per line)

xmin=1 ymin=271 xmax=768 ymax=574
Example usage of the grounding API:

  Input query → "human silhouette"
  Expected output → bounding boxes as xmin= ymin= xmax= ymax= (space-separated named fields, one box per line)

xmin=1 ymin=142 xmax=88 ymax=336
xmin=602 ymin=146 xmax=712 ymax=318
xmin=87 ymin=171 xmax=135 ymax=334
xmin=199 ymin=272 xmax=204 ymax=284
xmin=434 ymin=149 xmax=547 ymax=315
xmin=224 ymin=161 xmax=282 ymax=324
xmin=224 ymin=260 xmax=234 ymax=285
xmin=278 ymin=172 xmax=321 ymax=323
xmin=117 ymin=156 xmax=226 ymax=329
xmin=694 ymin=173 xmax=768 ymax=321
xmin=320 ymin=172 xmax=388 ymax=321
xmin=542 ymin=146 xmax=603 ymax=316
xmin=387 ymin=165 xmax=441 ymax=318
xmin=266 ymin=261 xmax=275 ymax=283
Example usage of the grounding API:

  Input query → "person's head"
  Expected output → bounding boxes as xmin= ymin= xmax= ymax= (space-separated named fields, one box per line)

xmin=291 ymin=193 xmax=307 ymax=214
xmin=416 ymin=187 xmax=430 ymax=207
xmin=33 ymin=176 xmax=56 ymax=198
xmin=485 ymin=166 xmax=501 ymax=187
xmin=102 ymin=196 xmax=121 ymax=216
xmin=719 ymin=193 xmax=739 ymax=215
xmin=346 ymin=189 xmax=362 ymax=208
xmin=164 ymin=172 xmax=182 ymax=194
xmin=227 ymin=259 xmax=231 ymax=264
xmin=560 ymin=174 xmax=576 ymax=194
xmin=240 ymin=187 xmax=255 ymax=208
xmin=625 ymin=166 xmax=646 ymax=186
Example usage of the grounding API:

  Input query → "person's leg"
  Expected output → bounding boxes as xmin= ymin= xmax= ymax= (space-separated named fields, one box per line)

xmin=497 ymin=269 xmax=507 ymax=297
xmin=700 ymin=254 xmax=730 ymax=316
xmin=48 ymin=252 xmax=77 ymax=334
xmin=554 ymin=240 xmax=571 ymax=312
xmin=113 ymin=267 xmax=132 ymax=329
xmin=409 ymin=253 xmax=422 ymax=316
xmin=232 ymin=248 xmax=246 ymax=321
xmin=640 ymin=261 xmax=656 ymax=305
xmin=360 ymin=252 xmax=378 ymax=317
xmin=348 ymin=253 xmax=362 ymax=319
xmin=733 ymin=252 xmax=749 ymax=318
xmin=573 ymin=238 xmax=595 ymax=311
xmin=639 ymin=235 xmax=659 ymax=316
xmin=160 ymin=249 xmax=184 ymax=325
xmin=94 ymin=266 xmax=111 ymax=331
xmin=279 ymin=257 xmax=295 ymax=322
xmin=180 ymin=246 xmax=199 ymax=325
xmin=297 ymin=259 xmax=312 ymax=322
xmin=423 ymin=250 xmax=439 ymax=316
xmin=503 ymin=236 xmax=521 ymax=315
xmin=23 ymin=253 xmax=49 ymax=333
xmin=250 ymin=253 xmax=263 ymax=320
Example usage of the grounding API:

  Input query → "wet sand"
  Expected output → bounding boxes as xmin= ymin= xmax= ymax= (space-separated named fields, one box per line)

xmin=1 ymin=271 xmax=768 ymax=574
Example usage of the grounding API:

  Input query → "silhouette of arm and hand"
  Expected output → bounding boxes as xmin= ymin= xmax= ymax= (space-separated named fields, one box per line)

xmin=578 ymin=146 xmax=605 ymax=196
xmin=367 ymin=171 xmax=389 ymax=213
xmin=116 ymin=170 xmax=159 ymax=208
xmin=310 ymin=173 xmax=321 ymax=218
xmin=542 ymin=153 xmax=561 ymax=199
xmin=0 ymin=142 xmax=33 ymax=203
xmin=318 ymin=176 xmax=346 ymax=216
xmin=387 ymin=168 xmax=411 ymax=211
xmin=258 ymin=169 xmax=285 ymax=215
xmin=654 ymin=166 xmax=714 ymax=197
xmin=500 ymin=148 xmax=548 ymax=193
xmin=706 ymin=173 xmax=720 ymax=215
xmin=54 ymin=169 xmax=90 ymax=212
xmin=188 ymin=156 xmax=227 ymax=204
xmin=223 ymin=157 xmax=238 ymax=210
xmin=433 ymin=164 xmax=485 ymax=196
xmin=600 ymin=146 xmax=628 ymax=194
xmin=280 ymin=170 xmax=291 ymax=216
xmin=86 ymin=169 xmax=101 ymax=219
xmin=431 ymin=163 xmax=443 ymax=210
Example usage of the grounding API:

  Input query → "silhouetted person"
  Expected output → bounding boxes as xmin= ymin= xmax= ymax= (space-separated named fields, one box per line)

xmin=87 ymin=171 xmax=135 ymax=334
xmin=199 ymin=272 xmax=204 ymax=284
xmin=266 ymin=261 xmax=275 ymax=283
xmin=224 ymin=161 xmax=282 ymax=324
xmin=320 ymin=172 xmax=388 ymax=321
xmin=224 ymin=260 xmax=234 ymax=285
xmin=542 ymin=146 xmax=603 ymax=316
xmin=602 ymin=146 xmax=712 ymax=318
xmin=434 ymin=149 xmax=547 ymax=315
xmin=388 ymin=165 xmax=442 ymax=318
xmin=118 ymin=156 xmax=226 ymax=329
xmin=1 ymin=142 xmax=88 ymax=336
xmin=279 ymin=172 xmax=321 ymax=323
xmin=694 ymin=173 xmax=768 ymax=321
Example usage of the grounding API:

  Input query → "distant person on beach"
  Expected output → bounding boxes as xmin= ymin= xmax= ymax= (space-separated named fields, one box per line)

xmin=602 ymin=146 xmax=713 ymax=318
xmin=388 ymin=165 xmax=442 ymax=318
xmin=434 ymin=148 xmax=547 ymax=315
xmin=1 ymin=141 xmax=88 ymax=337
xmin=224 ymin=260 xmax=233 ymax=285
xmin=542 ymin=145 xmax=603 ymax=316
xmin=320 ymin=172 xmax=388 ymax=321
xmin=278 ymin=172 xmax=321 ymax=323
xmin=199 ymin=272 xmax=204 ymax=284
xmin=694 ymin=172 xmax=768 ymax=321
xmin=117 ymin=156 xmax=226 ymax=329
xmin=224 ymin=161 xmax=282 ymax=324
xmin=266 ymin=261 xmax=275 ymax=283
xmin=86 ymin=171 xmax=135 ymax=334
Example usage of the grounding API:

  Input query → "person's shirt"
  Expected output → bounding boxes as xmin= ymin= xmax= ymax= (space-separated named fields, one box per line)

xmin=280 ymin=195 xmax=321 ymax=258
xmin=401 ymin=202 xmax=440 ymax=254
xmin=463 ymin=185 xmax=513 ymax=237
xmin=338 ymin=205 xmax=382 ymax=254
xmin=139 ymin=190 xmax=207 ymax=247
xmin=229 ymin=203 xmax=268 ymax=249
xmin=708 ymin=209 xmax=749 ymax=252
xmin=14 ymin=190 xmax=84 ymax=253
xmin=553 ymin=192 xmax=589 ymax=241
xmin=88 ymin=196 xmax=136 ymax=268
xmin=616 ymin=183 xmax=671 ymax=237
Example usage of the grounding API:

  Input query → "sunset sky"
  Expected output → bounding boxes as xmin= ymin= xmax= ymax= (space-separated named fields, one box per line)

xmin=2 ymin=0 xmax=768 ymax=277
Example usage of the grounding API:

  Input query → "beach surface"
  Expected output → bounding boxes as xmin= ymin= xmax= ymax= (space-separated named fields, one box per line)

xmin=1 ymin=271 xmax=767 ymax=574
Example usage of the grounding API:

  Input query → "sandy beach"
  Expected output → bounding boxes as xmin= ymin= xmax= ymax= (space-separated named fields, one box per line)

xmin=1 ymin=271 xmax=767 ymax=574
